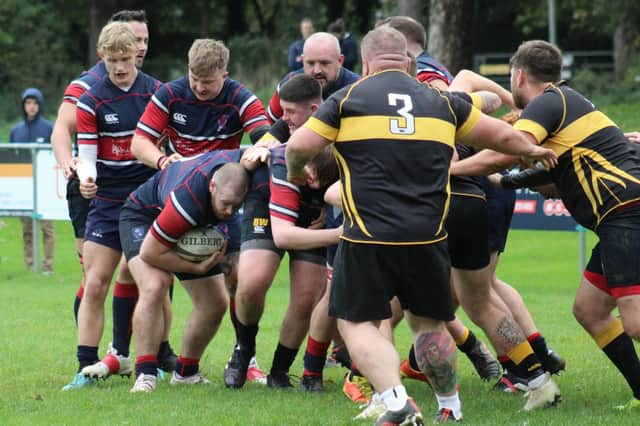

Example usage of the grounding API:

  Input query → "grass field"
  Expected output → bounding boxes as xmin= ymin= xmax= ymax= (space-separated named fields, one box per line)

xmin=1 ymin=104 xmax=639 ymax=424
xmin=0 ymin=218 xmax=638 ymax=425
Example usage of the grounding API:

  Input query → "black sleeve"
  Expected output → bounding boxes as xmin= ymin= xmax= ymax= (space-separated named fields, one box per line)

xmin=249 ymin=125 xmax=271 ymax=144
xmin=500 ymin=168 xmax=552 ymax=189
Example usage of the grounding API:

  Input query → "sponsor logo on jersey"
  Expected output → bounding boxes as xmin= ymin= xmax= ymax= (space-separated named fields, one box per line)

xmin=173 ymin=112 xmax=187 ymax=125
xmin=252 ymin=217 xmax=268 ymax=234
xmin=105 ymin=113 xmax=119 ymax=124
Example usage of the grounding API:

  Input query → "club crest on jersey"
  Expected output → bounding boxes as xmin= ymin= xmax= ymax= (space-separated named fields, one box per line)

xmin=217 ymin=114 xmax=229 ymax=131
xmin=173 ymin=112 xmax=187 ymax=125
xmin=105 ymin=113 xmax=119 ymax=124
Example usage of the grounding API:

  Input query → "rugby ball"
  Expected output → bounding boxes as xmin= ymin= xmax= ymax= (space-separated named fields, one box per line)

xmin=174 ymin=226 xmax=226 ymax=262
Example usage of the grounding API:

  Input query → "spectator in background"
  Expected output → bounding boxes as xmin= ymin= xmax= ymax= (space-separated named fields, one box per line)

xmin=327 ymin=18 xmax=358 ymax=72
xmin=10 ymin=87 xmax=55 ymax=274
xmin=288 ymin=17 xmax=315 ymax=71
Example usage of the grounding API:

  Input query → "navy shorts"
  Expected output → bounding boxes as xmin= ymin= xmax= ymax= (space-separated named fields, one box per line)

xmin=329 ymin=240 xmax=454 ymax=322
xmin=119 ymin=208 xmax=222 ymax=281
xmin=325 ymin=205 xmax=343 ymax=267
xmin=446 ymin=195 xmax=490 ymax=270
xmin=482 ymin=176 xmax=516 ymax=253
xmin=66 ymin=178 xmax=91 ymax=239
xmin=585 ymin=207 xmax=640 ymax=298
xmin=220 ymin=212 xmax=241 ymax=255
xmin=84 ymin=198 xmax=124 ymax=251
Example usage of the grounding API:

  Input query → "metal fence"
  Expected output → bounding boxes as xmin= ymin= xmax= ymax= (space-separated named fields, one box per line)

xmin=473 ymin=50 xmax=614 ymax=87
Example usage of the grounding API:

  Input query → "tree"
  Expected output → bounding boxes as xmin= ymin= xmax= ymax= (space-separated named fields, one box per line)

xmin=428 ymin=0 xmax=475 ymax=74
xmin=397 ymin=0 xmax=421 ymax=21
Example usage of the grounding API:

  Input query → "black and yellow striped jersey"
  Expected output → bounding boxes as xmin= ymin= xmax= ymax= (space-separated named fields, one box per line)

xmin=305 ymin=69 xmax=481 ymax=244
xmin=515 ymin=82 xmax=640 ymax=230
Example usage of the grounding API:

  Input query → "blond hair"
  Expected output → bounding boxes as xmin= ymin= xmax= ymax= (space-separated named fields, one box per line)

xmin=97 ymin=21 xmax=137 ymax=56
xmin=188 ymin=39 xmax=230 ymax=76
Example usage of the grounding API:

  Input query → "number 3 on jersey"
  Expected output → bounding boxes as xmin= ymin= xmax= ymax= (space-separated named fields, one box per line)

xmin=388 ymin=93 xmax=415 ymax=135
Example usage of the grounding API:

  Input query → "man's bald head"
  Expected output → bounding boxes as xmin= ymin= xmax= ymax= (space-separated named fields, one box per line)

xmin=303 ymin=32 xmax=341 ymax=57
xmin=360 ymin=26 xmax=409 ymax=75
xmin=302 ymin=32 xmax=344 ymax=88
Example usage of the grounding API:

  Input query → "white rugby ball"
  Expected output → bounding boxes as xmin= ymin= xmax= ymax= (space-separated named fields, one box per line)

xmin=174 ymin=226 xmax=226 ymax=262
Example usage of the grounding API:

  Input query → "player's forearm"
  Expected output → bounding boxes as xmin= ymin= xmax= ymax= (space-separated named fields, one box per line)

xmin=131 ymin=134 xmax=164 ymax=169
xmin=140 ymin=237 xmax=206 ymax=274
xmin=272 ymin=220 xmax=341 ymax=250
xmin=500 ymin=168 xmax=552 ymax=189
xmin=51 ymin=103 xmax=77 ymax=165
xmin=450 ymin=149 xmax=517 ymax=176
xmin=452 ymin=69 xmax=515 ymax=109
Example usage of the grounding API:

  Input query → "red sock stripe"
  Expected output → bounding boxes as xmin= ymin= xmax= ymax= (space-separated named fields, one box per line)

xmin=114 ymin=282 xmax=139 ymax=298
xmin=303 ymin=369 xmax=322 ymax=377
xmin=178 ymin=356 xmax=199 ymax=366
xmin=527 ymin=332 xmax=541 ymax=343
xmin=306 ymin=336 xmax=331 ymax=357
xmin=136 ymin=354 xmax=158 ymax=364
xmin=76 ymin=284 xmax=84 ymax=299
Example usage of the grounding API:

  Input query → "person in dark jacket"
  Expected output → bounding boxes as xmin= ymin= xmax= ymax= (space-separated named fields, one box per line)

xmin=10 ymin=87 xmax=55 ymax=273
xmin=288 ymin=17 xmax=315 ymax=71
xmin=328 ymin=18 xmax=358 ymax=72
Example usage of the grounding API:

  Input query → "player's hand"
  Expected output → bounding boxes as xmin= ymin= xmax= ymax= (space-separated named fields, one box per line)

xmin=61 ymin=157 xmax=79 ymax=179
xmin=161 ymin=153 xmax=183 ymax=170
xmin=309 ymin=205 xmax=328 ymax=229
xmin=254 ymin=138 xmax=281 ymax=149
xmin=520 ymin=145 xmax=557 ymax=170
xmin=625 ymin=131 xmax=640 ymax=144
xmin=192 ymin=240 xmax=228 ymax=275
xmin=243 ymin=145 xmax=271 ymax=163
xmin=79 ymin=177 xmax=98 ymax=199
xmin=487 ymin=173 xmax=503 ymax=188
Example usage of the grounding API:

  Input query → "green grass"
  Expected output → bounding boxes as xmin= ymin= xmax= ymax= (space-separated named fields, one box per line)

xmin=0 ymin=217 xmax=638 ymax=425
xmin=1 ymin=101 xmax=640 ymax=425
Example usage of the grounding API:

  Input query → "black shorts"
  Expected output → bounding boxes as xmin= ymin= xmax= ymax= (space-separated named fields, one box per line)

xmin=66 ymin=178 xmax=91 ymax=239
xmin=240 ymin=186 xmax=325 ymax=265
xmin=482 ymin=177 xmax=515 ymax=253
xmin=119 ymin=208 xmax=222 ymax=281
xmin=446 ymin=195 xmax=490 ymax=270
xmin=585 ymin=207 xmax=640 ymax=298
xmin=329 ymin=240 xmax=454 ymax=322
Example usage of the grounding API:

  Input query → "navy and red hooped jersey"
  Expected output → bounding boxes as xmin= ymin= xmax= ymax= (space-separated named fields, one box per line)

xmin=515 ymin=82 xmax=640 ymax=230
xmin=76 ymin=71 xmax=161 ymax=201
xmin=305 ymin=69 xmax=481 ymax=245
xmin=63 ymin=61 xmax=108 ymax=105
xmin=266 ymin=67 xmax=360 ymax=123
xmin=268 ymin=145 xmax=326 ymax=228
xmin=135 ymin=76 xmax=268 ymax=157
xmin=416 ymin=50 xmax=454 ymax=86
xmin=127 ymin=149 xmax=243 ymax=247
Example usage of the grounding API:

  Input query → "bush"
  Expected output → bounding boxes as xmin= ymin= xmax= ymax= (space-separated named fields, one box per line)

xmin=570 ymin=61 xmax=640 ymax=105
xmin=226 ymin=34 xmax=290 ymax=94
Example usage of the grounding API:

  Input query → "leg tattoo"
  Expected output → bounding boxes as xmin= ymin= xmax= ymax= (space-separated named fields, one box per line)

xmin=415 ymin=331 xmax=458 ymax=394
xmin=496 ymin=315 xmax=526 ymax=347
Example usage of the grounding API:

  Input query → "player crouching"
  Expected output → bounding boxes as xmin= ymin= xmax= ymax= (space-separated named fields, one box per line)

xmin=119 ymin=148 xmax=260 ymax=392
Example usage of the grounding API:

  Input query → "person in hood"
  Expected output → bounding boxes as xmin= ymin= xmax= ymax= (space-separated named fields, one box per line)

xmin=9 ymin=87 xmax=55 ymax=273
